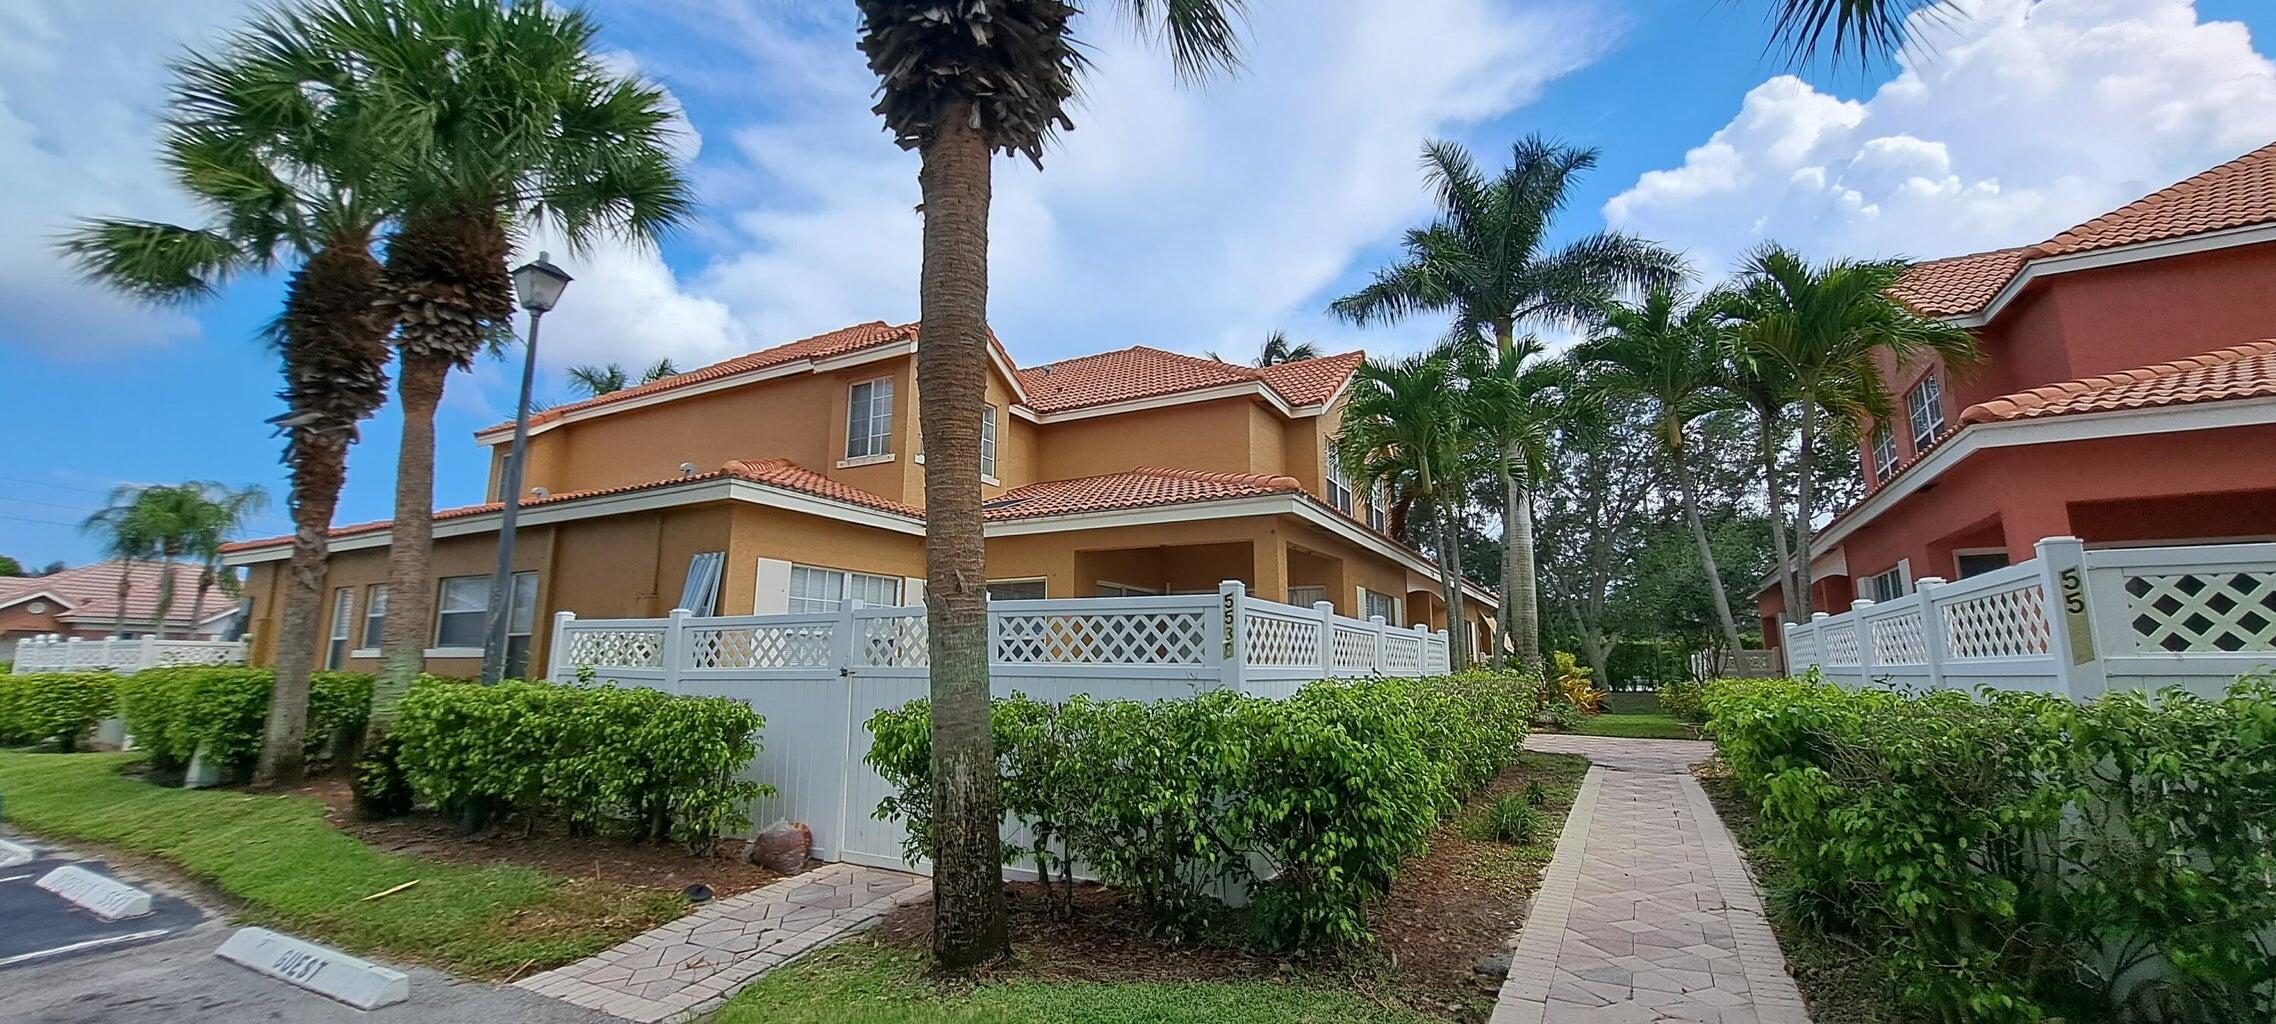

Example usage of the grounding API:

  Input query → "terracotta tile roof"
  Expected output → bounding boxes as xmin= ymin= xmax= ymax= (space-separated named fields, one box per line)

xmin=0 ymin=561 xmax=235 ymax=627
xmin=981 ymin=467 xmax=1303 ymax=521
xmin=1890 ymin=247 xmax=2031 ymax=317
xmin=1892 ymin=142 xmax=2276 ymax=318
xmin=2037 ymin=141 xmax=2276 ymax=257
xmin=1016 ymin=347 xmax=1362 ymax=413
xmin=1960 ymin=340 xmax=2276 ymax=424
xmin=720 ymin=458 xmax=922 ymax=518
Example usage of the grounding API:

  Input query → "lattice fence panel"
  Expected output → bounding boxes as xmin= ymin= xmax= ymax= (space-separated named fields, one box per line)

xmin=2123 ymin=571 xmax=2276 ymax=653
xmin=153 ymin=643 xmax=243 ymax=667
xmin=1869 ymin=612 xmax=1929 ymax=666
xmin=993 ymin=610 xmax=1207 ymax=666
xmin=564 ymin=628 xmax=665 ymax=669
xmin=1244 ymin=613 xmax=1323 ymax=668
xmin=687 ymin=624 xmax=833 ymax=669
xmin=1382 ymin=634 xmax=1422 ymax=675
xmin=1821 ymin=623 xmax=1862 ymax=667
xmin=1423 ymin=639 xmax=1451 ymax=675
xmin=1330 ymin=627 xmax=1377 ymax=673
xmin=859 ymin=615 xmax=929 ymax=667
xmin=1943 ymin=583 xmax=2051 ymax=659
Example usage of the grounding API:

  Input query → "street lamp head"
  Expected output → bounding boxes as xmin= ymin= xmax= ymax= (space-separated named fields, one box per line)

xmin=511 ymin=251 xmax=573 ymax=314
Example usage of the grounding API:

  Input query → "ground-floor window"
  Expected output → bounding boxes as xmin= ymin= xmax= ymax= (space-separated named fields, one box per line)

xmin=1288 ymin=585 xmax=1327 ymax=608
xmin=434 ymin=573 xmax=537 ymax=672
xmin=1955 ymin=549 xmax=2010 ymax=579
xmin=327 ymin=587 xmax=354 ymax=669
xmin=1360 ymin=587 xmax=1398 ymax=623
xmin=361 ymin=584 xmax=387 ymax=650
xmin=1864 ymin=566 xmax=1906 ymax=603
xmin=1094 ymin=581 xmax=1156 ymax=598
xmin=985 ymin=578 xmax=1048 ymax=601
xmin=788 ymin=564 xmax=903 ymax=613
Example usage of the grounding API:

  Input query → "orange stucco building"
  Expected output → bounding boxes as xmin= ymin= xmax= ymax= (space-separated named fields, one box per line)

xmin=223 ymin=328 xmax=1497 ymax=677
xmin=1759 ymin=142 xmax=2276 ymax=642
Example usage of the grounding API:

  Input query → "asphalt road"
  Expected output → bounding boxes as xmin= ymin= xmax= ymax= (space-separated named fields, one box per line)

xmin=0 ymin=833 xmax=612 ymax=1024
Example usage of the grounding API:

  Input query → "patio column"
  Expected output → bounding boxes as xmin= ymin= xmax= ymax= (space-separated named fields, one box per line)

xmin=1249 ymin=534 xmax=1289 ymax=604
xmin=2000 ymin=500 xmax=2074 ymax=565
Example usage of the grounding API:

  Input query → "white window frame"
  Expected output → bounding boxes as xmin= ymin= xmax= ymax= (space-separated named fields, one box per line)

xmin=354 ymin=584 xmax=387 ymax=657
xmin=980 ymin=404 xmax=1000 ymax=483
xmin=1367 ymin=482 xmax=1388 ymax=532
xmin=1864 ymin=564 xmax=1908 ymax=603
xmin=788 ymin=563 xmax=903 ymax=613
xmin=326 ymin=587 xmax=353 ymax=669
xmin=1906 ymin=374 xmax=1945 ymax=451
xmin=1871 ymin=426 xmax=1898 ymax=481
xmin=429 ymin=572 xmax=535 ymax=658
xmin=1325 ymin=446 xmax=1354 ymax=515
xmin=1360 ymin=587 xmax=1397 ymax=623
xmin=1952 ymin=547 xmax=2010 ymax=580
xmin=985 ymin=578 xmax=1049 ymax=601
xmin=843 ymin=377 xmax=895 ymax=463
xmin=1094 ymin=580 xmax=1157 ymax=598
xmin=1288 ymin=585 xmax=1328 ymax=608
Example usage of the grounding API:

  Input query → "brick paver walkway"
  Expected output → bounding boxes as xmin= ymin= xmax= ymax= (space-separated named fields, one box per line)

xmin=517 ymin=863 xmax=929 ymax=1023
xmin=1493 ymin=735 xmax=1810 ymax=1024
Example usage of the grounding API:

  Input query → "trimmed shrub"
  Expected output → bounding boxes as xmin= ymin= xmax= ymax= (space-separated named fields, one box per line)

xmin=0 ymin=673 xmax=117 ymax=750
xmin=1654 ymin=679 xmax=1708 ymax=723
xmin=113 ymin=666 xmax=372 ymax=776
xmin=392 ymin=679 xmax=772 ymax=851
xmin=867 ymin=673 xmax=1538 ymax=950
xmin=1706 ymin=673 xmax=2276 ymax=1022
xmin=1476 ymin=794 xmax=1540 ymax=844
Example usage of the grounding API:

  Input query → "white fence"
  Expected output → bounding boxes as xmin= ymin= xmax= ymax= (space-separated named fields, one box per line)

xmin=11 ymin=635 xmax=246 ymax=674
xmin=547 ymin=580 xmax=1451 ymax=871
xmin=1785 ymin=537 xmax=2276 ymax=700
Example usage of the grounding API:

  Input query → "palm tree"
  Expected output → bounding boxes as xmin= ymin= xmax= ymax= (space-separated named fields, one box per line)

xmin=1766 ymin=0 xmax=1948 ymax=66
xmin=1332 ymin=136 xmax=1679 ymax=671
xmin=273 ymin=0 xmax=694 ymax=770
xmin=1453 ymin=338 xmax=1580 ymax=668
xmin=566 ymin=358 xmax=679 ymax=397
xmin=1577 ymin=285 xmax=1745 ymax=650
xmin=1723 ymin=245 xmax=1978 ymax=619
xmin=855 ymin=0 xmax=1246 ymax=969
xmin=60 ymin=5 xmax=395 ymax=784
xmin=106 ymin=482 xmax=269 ymax=639
xmin=177 ymin=483 xmax=270 ymax=640
xmin=1337 ymin=351 xmax=1475 ymax=669
xmin=80 ymin=487 xmax=160 ymax=638
xmin=1209 ymin=330 xmax=1319 ymax=366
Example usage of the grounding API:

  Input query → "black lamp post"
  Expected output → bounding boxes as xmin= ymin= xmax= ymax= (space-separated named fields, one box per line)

xmin=479 ymin=252 xmax=572 ymax=684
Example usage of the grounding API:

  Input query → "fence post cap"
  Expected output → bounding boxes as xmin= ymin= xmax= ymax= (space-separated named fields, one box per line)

xmin=1313 ymin=601 xmax=1335 ymax=613
xmin=667 ymin=607 xmax=693 ymax=619
xmin=1217 ymin=579 xmax=1246 ymax=598
xmin=1851 ymin=598 xmax=1875 ymax=609
xmin=1811 ymin=611 xmax=1830 ymax=620
xmin=553 ymin=609 xmax=576 ymax=622
xmin=1915 ymin=576 xmax=1947 ymax=587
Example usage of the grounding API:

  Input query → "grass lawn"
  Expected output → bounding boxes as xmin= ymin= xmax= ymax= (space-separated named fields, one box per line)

xmin=717 ymin=942 xmax=1435 ymax=1024
xmin=1564 ymin=691 xmax=1699 ymax=740
xmin=0 ymin=751 xmax=682 ymax=977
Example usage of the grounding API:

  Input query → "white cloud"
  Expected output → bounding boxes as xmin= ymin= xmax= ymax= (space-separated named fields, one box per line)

xmin=1604 ymin=0 xmax=2276 ymax=274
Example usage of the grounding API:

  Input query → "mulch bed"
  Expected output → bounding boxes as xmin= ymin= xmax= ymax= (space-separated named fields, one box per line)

xmin=870 ymin=751 xmax=1591 ymax=1022
xmin=288 ymin=771 xmax=787 ymax=900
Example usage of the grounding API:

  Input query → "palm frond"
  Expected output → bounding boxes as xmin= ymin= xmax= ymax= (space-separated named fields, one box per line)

xmin=56 ymin=220 xmax=248 ymax=306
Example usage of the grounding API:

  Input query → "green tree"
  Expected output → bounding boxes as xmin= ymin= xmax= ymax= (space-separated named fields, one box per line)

xmin=1723 ymin=245 xmax=1978 ymax=619
xmin=268 ymin=0 xmax=696 ymax=780
xmin=59 ymin=5 xmax=396 ymax=784
xmin=565 ymin=358 xmax=679 ymax=397
xmin=1336 ymin=351 xmax=1475 ymax=669
xmin=79 ymin=487 xmax=161 ymax=638
xmin=1209 ymin=330 xmax=1319 ymax=366
xmin=0 ymin=556 xmax=21 ymax=577
xmin=176 ymin=483 xmax=270 ymax=640
xmin=1577 ymin=284 xmax=1745 ymax=650
xmin=1454 ymin=338 xmax=1581 ymax=668
xmin=1331 ymin=136 xmax=1679 ymax=663
xmin=111 ymin=483 xmax=266 ymax=639
xmin=855 ymin=0 xmax=1246 ymax=969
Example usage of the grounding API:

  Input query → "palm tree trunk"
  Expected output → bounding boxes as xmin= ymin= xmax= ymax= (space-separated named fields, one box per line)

xmin=256 ymin=434 xmax=349 ymax=787
xmin=1501 ymin=456 xmax=1542 ymax=670
xmin=156 ymin=548 xmax=182 ymax=640
xmin=113 ymin=562 xmax=133 ymax=638
xmin=1435 ymin=500 xmax=1472 ymax=670
xmin=367 ymin=354 xmax=449 ymax=758
xmin=917 ymin=100 xmax=1009 ymax=971
xmin=1671 ymin=443 xmax=1743 ymax=649
xmin=189 ymin=568 xmax=211 ymax=641
xmin=1757 ymin=409 xmax=1800 ymax=627
xmin=1791 ymin=397 xmax=1819 ymax=619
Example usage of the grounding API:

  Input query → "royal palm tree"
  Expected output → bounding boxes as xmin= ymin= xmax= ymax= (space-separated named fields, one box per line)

xmin=272 ymin=0 xmax=695 ymax=771
xmin=1337 ymin=351 xmax=1474 ymax=669
xmin=1577 ymin=285 xmax=1745 ymax=649
xmin=855 ymin=0 xmax=1246 ymax=968
xmin=1723 ymin=245 xmax=1978 ymax=618
xmin=60 ymin=7 xmax=394 ymax=784
xmin=565 ymin=358 xmax=679 ymax=397
xmin=1453 ymin=338 xmax=1580 ymax=668
xmin=1209 ymin=330 xmax=1319 ymax=366
xmin=1332 ymin=136 xmax=1679 ymax=669
xmin=81 ymin=487 xmax=160 ymax=639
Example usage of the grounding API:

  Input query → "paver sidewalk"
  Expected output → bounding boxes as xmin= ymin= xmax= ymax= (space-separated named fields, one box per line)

xmin=517 ymin=862 xmax=928 ymax=1023
xmin=1492 ymin=735 xmax=1810 ymax=1024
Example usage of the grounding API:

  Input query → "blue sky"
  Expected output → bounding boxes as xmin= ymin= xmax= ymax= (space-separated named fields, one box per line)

xmin=4 ymin=0 xmax=2274 ymax=565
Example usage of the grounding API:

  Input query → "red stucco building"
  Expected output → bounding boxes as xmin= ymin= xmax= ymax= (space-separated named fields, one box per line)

xmin=1760 ymin=142 xmax=2276 ymax=641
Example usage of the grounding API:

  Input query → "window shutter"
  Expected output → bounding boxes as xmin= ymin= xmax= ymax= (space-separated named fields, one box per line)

xmin=679 ymin=552 xmax=725 ymax=615
xmin=754 ymin=558 xmax=793 ymax=614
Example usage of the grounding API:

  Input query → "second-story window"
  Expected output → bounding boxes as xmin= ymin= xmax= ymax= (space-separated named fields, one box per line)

xmin=1871 ymin=426 xmax=1898 ymax=481
xmin=1906 ymin=373 xmax=1944 ymax=451
xmin=980 ymin=404 xmax=998 ymax=479
xmin=846 ymin=378 xmax=894 ymax=460
xmin=1325 ymin=446 xmax=1354 ymax=515
xmin=1368 ymin=481 xmax=1388 ymax=532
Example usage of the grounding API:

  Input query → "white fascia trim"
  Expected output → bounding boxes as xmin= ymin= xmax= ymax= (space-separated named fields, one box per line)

xmin=1950 ymin=222 xmax=2276 ymax=327
xmin=1028 ymin=381 xmax=1297 ymax=423
xmin=1810 ymin=395 xmax=2276 ymax=557
xmin=476 ymin=359 xmax=818 ymax=444
xmin=982 ymin=494 xmax=1498 ymax=609
xmin=0 ymin=590 xmax=75 ymax=612
xmin=721 ymin=479 xmax=925 ymax=536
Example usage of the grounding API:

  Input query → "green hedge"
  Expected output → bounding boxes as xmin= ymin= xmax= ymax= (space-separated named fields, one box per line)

xmin=867 ymin=672 xmax=1536 ymax=950
xmin=392 ymin=679 xmax=773 ymax=851
xmin=0 ymin=673 xmax=118 ymax=751
xmin=1654 ymin=679 xmax=1708 ymax=723
xmin=1706 ymin=674 xmax=2276 ymax=1023
xmin=114 ymin=667 xmax=372 ymax=777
